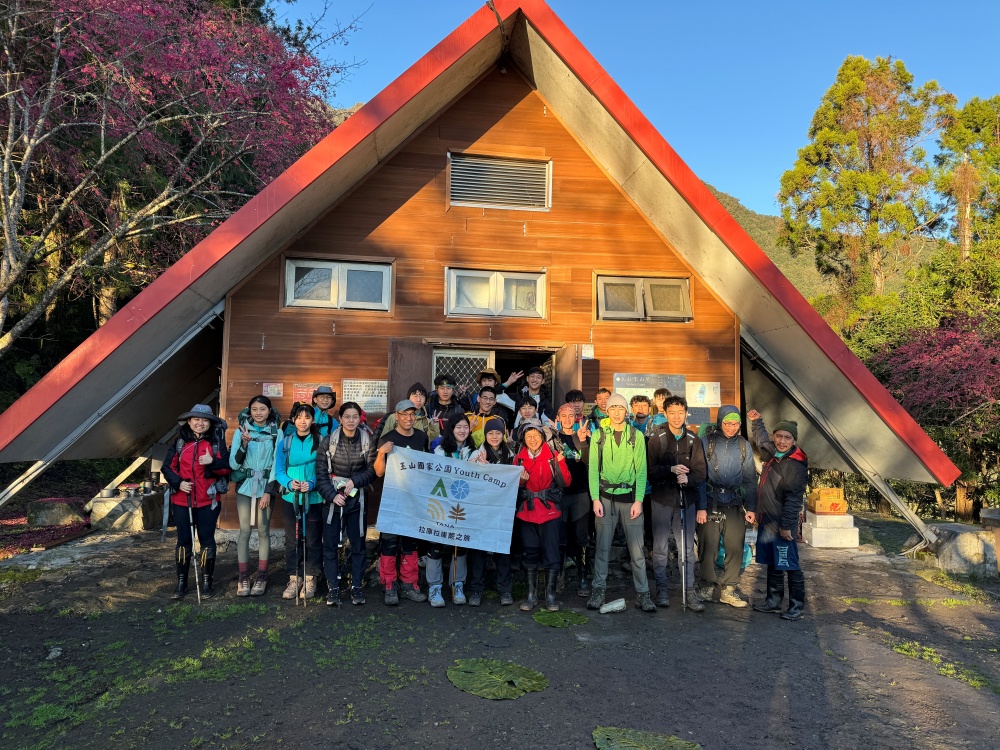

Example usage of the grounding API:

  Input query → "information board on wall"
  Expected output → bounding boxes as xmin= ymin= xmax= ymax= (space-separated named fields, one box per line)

xmin=612 ymin=373 xmax=686 ymax=405
xmin=685 ymin=381 xmax=721 ymax=408
xmin=292 ymin=383 xmax=332 ymax=403
xmin=262 ymin=382 xmax=283 ymax=398
xmin=342 ymin=379 xmax=389 ymax=416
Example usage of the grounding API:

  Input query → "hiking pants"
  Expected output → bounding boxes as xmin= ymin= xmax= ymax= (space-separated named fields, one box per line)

xmin=425 ymin=543 xmax=467 ymax=586
xmin=173 ymin=502 xmax=220 ymax=559
xmin=281 ymin=499 xmax=322 ymax=578
xmin=520 ymin=518 xmax=561 ymax=572
xmin=697 ymin=504 xmax=746 ymax=588
xmin=235 ymin=493 xmax=272 ymax=565
xmin=378 ymin=534 xmax=419 ymax=587
xmin=469 ymin=550 xmax=512 ymax=595
xmin=322 ymin=500 xmax=366 ymax=592
xmin=561 ymin=491 xmax=591 ymax=558
xmin=593 ymin=497 xmax=650 ymax=594
xmin=651 ymin=501 xmax=696 ymax=590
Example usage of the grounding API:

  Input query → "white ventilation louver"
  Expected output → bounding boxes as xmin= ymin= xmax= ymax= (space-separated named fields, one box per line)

xmin=449 ymin=152 xmax=550 ymax=210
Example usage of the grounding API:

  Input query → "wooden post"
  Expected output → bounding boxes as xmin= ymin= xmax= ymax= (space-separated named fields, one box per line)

xmin=955 ymin=482 xmax=973 ymax=522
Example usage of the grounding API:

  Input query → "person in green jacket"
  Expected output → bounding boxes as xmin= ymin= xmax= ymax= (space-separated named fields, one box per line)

xmin=587 ymin=393 xmax=655 ymax=612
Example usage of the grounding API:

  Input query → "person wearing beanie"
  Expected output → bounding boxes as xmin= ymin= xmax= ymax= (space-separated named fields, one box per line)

xmin=646 ymin=395 xmax=708 ymax=610
xmin=746 ymin=410 xmax=808 ymax=621
xmin=695 ymin=406 xmax=758 ymax=608
xmin=587 ymin=393 xmax=655 ymax=613
xmin=556 ymin=402 xmax=594 ymax=597
xmin=467 ymin=415 xmax=517 ymax=606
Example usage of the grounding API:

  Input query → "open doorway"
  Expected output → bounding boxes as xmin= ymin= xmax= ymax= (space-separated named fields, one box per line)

xmin=494 ymin=350 xmax=555 ymax=407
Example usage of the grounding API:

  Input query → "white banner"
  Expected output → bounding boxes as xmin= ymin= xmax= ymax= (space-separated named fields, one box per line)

xmin=376 ymin=447 xmax=521 ymax=554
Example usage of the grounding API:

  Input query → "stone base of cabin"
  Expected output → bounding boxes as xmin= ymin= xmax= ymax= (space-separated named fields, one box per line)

xmin=928 ymin=522 xmax=998 ymax=578
xmin=89 ymin=491 xmax=164 ymax=533
xmin=27 ymin=498 xmax=87 ymax=527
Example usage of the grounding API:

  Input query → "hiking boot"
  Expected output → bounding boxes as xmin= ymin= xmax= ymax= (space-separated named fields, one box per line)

xmin=586 ymin=586 xmax=606 ymax=611
xmin=468 ymin=592 xmax=482 ymax=607
xmin=636 ymin=592 xmax=657 ymax=613
xmin=685 ymin=593 xmax=705 ymax=612
xmin=384 ymin=583 xmax=399 ymax=607
xmin=452 ymin=581 xmax=467 ymax=605
xmin=237 ymin=573 xmax=251 ymax=597
xmin=544 ymin=569 xmax=559 ymax=612
xmin=351 ymin=588 xmax=366 ymax=606
xmin=401 ymin=584 xmax=427 ymax=603
xmin=172 ymin=557 xmax=189 ymax=600
xmin=696 ymin=584 xmax=716 ymax=603
xmin=655 ymin=588 xmax=670 ymax=608
xmin=499 ymin=591 xmax=514 ymax=606
xmin=754 ymin=567 xmax=785 ymax=613
xmin=200 ymin=552 xmax=216 ymax=599
xmin=576 ymin=556 xmax=591 ymax=597
xmin=326 ymin=589 xmax=341 ymax=607
xmin=283 ymin=576 xmax=301 ymax=600
xmin=780 ymin=571 xmax=805 ymax=621
xmin=429 ymin=584 xmax=445 ymax=608
xmin=719 ymin=585 xmax=748 ymax=608
xmin=520 ymin=569 xmax=538 ymax=612
xmin=299 ymin=575 xmax=317 ymax=599
xmin=250 ymin=572 xmax=268 ymax=597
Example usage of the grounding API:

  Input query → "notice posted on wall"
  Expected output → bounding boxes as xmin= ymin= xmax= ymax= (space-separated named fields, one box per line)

xmin=261 ymin=382 xmax=283 ymax=398
xmin=292 ymin=383 xmax=332 ymax=403
xmin=612 ymin=373 xmax=686 ymax=406
xmin=342 ymin=379 xmax=389 ymax=416
xmin=685 ymin=381 xmax=721 ymax=408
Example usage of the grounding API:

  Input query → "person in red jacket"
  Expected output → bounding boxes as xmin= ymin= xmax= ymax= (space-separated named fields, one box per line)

xmin=513 ymin=419 xmax=571 ymax=612
xmin=162 ymin=404 xmax=231 ymax=599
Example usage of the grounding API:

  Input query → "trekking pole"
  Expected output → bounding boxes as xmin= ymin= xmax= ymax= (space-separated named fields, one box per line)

xmin=300 ymin=490 xmax=308 ymax=605
xmin=187 ymin=491 xmax=202 ymax=606
xmin=678 ymin=485 xmax=686 ymax=612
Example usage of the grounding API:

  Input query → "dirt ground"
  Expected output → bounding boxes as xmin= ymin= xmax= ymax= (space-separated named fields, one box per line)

xmin=1 ymin=533 xmax=998 ymax=750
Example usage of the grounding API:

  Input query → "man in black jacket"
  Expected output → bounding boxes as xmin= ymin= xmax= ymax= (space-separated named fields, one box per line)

xmin=647 ymin=396 xmax=708 ymax=610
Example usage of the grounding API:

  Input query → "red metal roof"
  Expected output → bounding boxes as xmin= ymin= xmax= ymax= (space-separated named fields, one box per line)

xmin=0 ymin=0 xmax=960 ymax=486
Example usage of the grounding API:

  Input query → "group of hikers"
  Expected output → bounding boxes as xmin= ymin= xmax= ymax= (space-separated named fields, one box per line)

xmin=162 ymin=366 xmax=808 ymax=622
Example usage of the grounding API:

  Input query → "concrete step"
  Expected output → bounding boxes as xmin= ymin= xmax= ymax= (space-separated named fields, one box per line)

xmin=803 ymin=522 xmax=859 ymax=548
xmin=806 ymin=510 xmax=855 ymax=529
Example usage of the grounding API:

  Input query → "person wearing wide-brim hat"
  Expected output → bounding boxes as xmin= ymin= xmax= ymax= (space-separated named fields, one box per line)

xmin=162 ymin=404 xmax=231 ymax=600
xmin=311 ymin=385 xmax=339 ymax=439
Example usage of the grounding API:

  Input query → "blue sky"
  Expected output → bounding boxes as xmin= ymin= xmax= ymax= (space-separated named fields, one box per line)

xmin=286 ymin=1 xmax=1000 ymax=216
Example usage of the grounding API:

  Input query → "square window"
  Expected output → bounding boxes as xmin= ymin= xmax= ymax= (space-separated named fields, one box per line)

xmin=345 ymin=269 xmax=384 ymax=304
xmin=446 ymin=269 xmax=544 ymax=318
xmin=455 ymin=274 xmax=493 ymax=310
xmin=503 ymin=277 xmax=537 ymax=312
xmin=596 ymin=275 xmax=691 ymax=321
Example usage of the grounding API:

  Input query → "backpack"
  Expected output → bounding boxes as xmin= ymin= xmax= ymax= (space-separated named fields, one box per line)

xmin=174 ymin=418 xmax=230 ymax=497
xmin=594 ymin=424 xmax=639 ymax=475
xmin=232 ymin=408 xmax=281 ymax=484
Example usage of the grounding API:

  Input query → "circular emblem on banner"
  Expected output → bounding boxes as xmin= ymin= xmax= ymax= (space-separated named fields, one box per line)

xmin=450 ymin=480 xmax=470 ymax=499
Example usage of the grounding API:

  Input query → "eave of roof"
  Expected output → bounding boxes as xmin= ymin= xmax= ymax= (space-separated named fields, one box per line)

xmin=0 ymin=0 xmax=960 ymax=488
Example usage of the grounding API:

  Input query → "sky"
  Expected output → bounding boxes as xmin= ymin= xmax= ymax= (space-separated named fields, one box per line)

xmin=284 ymin=0 xmax=1000 ymax=216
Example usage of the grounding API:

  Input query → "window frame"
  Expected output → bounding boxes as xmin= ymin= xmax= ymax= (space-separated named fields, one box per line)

xmin=445 ymin=268 xmax=546 ymax=319
xmin=596 ymin=275 xmax=693 ymax=322
xmin=284 ymin=258 xmax=392 ymax=311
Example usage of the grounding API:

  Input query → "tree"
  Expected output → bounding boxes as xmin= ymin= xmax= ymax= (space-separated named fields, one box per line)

xmin=936 ymin=96 xmax=1000 ymax=259
xmin=778 ymin=56 xmax=955 ymax=297
xmin=0 ymin=0 xmax=350 ymax=358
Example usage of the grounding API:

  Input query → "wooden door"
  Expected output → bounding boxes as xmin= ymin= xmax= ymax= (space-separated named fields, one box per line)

xmin=553 ymin=344 xmax=582 ymax=405
xmin=387 ymin=339 xmax=434 ymax=407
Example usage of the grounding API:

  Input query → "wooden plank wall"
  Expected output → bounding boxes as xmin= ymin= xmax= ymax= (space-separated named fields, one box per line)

xmin=220 ymin=68 xmax=739 ymax=528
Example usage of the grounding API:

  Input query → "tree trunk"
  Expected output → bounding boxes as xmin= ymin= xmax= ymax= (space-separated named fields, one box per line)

xmin=954 ymin=481 xmax=973 ymax=522
xmin=43 ymin=244 xmax=61 ymax=325
xmin=96 ymin=244 xmax=118 ymax=327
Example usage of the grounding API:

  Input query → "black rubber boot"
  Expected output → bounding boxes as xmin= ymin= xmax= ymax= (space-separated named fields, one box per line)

xmin=172 ymin=548 xmax=190 ymax=600
xmin=781 ymin=570 xmax=805 ymax=621
xmin=520 ymin=568 xmax=538 ymax=611
xmin=576 ymin=555 xmax=590 ymax=597
xmin=753 ymin=566 xmax=785 ymax=613
xmin=544 ymin=569 xmax=559 ymax=611
xmin=200 ymin=548 xmax=216 ymax=600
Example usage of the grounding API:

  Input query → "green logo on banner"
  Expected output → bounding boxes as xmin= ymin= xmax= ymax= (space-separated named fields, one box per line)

xmin=430 ymin=478 xmax=449 ymax=498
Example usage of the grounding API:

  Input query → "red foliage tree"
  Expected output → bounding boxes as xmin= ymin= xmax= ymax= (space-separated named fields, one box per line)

xmin=0 ymin=0 xmax=346 ymax=356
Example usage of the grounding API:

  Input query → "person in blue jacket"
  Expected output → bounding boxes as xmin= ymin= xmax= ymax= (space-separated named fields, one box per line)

xmin=311 ymin=385 xmax=339 ymax=438
xmin=274 ymin=403 xmax=323 ymax=601
xmin=695 ymin=406 xmax=758 ymax=607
